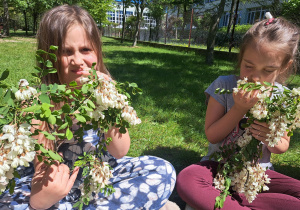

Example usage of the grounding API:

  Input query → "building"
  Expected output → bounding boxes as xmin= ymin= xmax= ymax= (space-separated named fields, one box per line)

xmin=199 ymin=0 xmax=286 ymax=28
xmin=106 ymin=1 xmax=156 ymax=29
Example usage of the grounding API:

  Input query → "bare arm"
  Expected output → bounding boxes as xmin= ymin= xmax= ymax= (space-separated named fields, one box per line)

xmin=105 ymin=127 xmax=130 ymax=159
xmin=205 ymin=89 xmax=259 ymax=144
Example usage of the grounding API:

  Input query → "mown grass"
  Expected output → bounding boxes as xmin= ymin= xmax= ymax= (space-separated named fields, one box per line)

xmin=0 ymin=36 xmax=299 ymax=209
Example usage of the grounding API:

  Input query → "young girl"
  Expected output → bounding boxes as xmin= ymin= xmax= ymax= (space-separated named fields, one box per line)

xmin=176 ymin=14 xmax=300 ymax=209
xmin=0 ymin=5 xmax=178 ymax=210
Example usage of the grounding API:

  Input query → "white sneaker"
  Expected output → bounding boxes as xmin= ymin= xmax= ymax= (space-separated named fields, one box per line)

xmin=185 ymin=204 xmax=195 ymax=210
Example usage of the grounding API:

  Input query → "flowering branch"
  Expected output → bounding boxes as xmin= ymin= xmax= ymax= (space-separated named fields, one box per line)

xmin=213 ymin=77 xmax=300 ymax=208
xmin=0 ymin=46 xmax=142 ymax=209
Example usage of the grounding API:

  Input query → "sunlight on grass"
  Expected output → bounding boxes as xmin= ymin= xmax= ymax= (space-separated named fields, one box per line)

xmin=0 ymin=36 xmax=299 ymax=183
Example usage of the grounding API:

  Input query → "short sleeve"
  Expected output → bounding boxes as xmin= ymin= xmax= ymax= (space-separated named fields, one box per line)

xmin=204 ymin=75 xmax=237 ymax=109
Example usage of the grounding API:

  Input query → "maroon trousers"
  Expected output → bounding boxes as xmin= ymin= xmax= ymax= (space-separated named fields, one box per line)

xmin=176 ymin=160 xmax=300 ymax=210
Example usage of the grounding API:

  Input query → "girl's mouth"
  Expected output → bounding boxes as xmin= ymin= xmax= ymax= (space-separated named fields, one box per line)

xmin=71 ymin=68 xmax=90 ymax=75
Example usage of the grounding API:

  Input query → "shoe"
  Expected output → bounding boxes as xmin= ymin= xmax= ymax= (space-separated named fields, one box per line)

xmin=159 ymin=200 xmax=181 ymax=210
xmin=185 ymin=204 xmax=195 ymax=210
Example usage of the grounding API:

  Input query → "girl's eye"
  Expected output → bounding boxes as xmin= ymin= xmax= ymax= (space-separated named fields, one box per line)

xmin=82 ymin=48 xmax=92 ymax=52
xmin=62 ymin=49 xmax=72 ymax=55
xmin=245 ymin=65 xmax=253 ymax=69
xmin=264 ymin=69 xmax=276 ymax=73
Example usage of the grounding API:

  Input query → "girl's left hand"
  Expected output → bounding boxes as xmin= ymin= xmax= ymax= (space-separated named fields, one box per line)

xmin=250 ymin=120 xmax=270 ymax=142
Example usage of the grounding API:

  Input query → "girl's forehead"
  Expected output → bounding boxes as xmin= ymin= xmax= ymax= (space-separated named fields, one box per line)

xmin=244 ymin=43 xmax=285 ymax=67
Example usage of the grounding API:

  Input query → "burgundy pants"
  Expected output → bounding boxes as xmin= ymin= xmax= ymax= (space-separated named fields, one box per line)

xmin=176 ymin=160 xmax=300 ymax=210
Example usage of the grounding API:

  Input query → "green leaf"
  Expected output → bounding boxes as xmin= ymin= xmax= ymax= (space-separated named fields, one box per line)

xmin=62 ymin=104 xmax=71 ymax=113
xmin=48 ymin=115 xmax=56 ymax=125
xmin=58 ymin=122 xmax=68 ymax=130
xmin=75 ymin=114 xmax=86 ymax=123
xmin=22 ymin=105 xmax=42 ymax=113
xmin=47 ymin=68 xmax=57 ymax=73
xmin=81 ymin=84 xmax=89 ymax=94
xmin=87 ymin=100 xmax=95 ymax=109
xmin=36 ymin=49 xmax=47 ymax=55
xmin=57 ymin=85 xmax=66 ymax=92
xmin=69 ymin=81 xmax=77 ymax=87
xmin=41 ymin=131 xmax=56 ymax=140
xmin=45 ymin=60 xmax=53 ymax=68
xmin=50 ymin=45 xmax=58 ymax=50
xmin=39 ymin=93 xmax=50 ymax=104
xmin=48 ymin=150 xmax=63 ymax=162
xmin=41 ymin=84 xmax=48 ymax=92
xmin=48 ymin=53 xmax=57 ymax=62
xmin=0 ymin=70 xmax=9 ymax=81
xmin=66 ymin=128 xmax=73 ymax=140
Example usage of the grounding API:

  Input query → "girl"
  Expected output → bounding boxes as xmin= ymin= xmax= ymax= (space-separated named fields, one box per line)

xmin=176 ymin=14 xmax=300 ymax=209
xmin=0 ymin=5 xmax=178 ymax=210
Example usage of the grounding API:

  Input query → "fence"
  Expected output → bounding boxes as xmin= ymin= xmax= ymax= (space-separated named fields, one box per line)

xmin=102 ymin=1 xmax=282 ymax=51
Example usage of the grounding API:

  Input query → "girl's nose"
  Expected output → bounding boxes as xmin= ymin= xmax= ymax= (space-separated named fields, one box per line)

xmin=71 ymin=52 xmax=83 ymax=66
xmin=251 ymin=72 xmax=260 ymax=82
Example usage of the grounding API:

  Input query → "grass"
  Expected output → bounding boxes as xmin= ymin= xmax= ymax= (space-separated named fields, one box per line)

xmin=0 ymin=36 xmax=299 ymax=209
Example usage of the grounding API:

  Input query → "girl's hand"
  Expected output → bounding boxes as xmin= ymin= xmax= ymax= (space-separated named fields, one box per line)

xmin=30 ymin=162 xmax=79 ymax=209
xmin=250 ymin=120 xmax=270 ymax=142
xmin=233 ymin=89 xmax=259 ymax=113
xmin=250 ymin=120 xmax=290 ymax=154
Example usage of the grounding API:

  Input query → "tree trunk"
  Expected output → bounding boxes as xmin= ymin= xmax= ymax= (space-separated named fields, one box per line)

xmin=206 ymin=0 xmax=226 ymax=65
xmin=226 ymin=0 xmax=236 ymax=36
xmin=121 ymin=1 xmax=126 ymax=43
xmin=180 ymin=5 xmax=188 ymax=41
xmin=23 ymin=10 xmax=28 ymax=36
xmin=229 ymin=0 xmax=240 ymax=52
xmin=133 ymin=4 xmax=140 ymax=47
xmin=133 ymin=2 xmax=145 ymax=47
xmin=3 ymin=0 xmax=10 ymax=36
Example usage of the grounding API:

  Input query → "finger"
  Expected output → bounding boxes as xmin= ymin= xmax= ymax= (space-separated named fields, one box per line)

xmin=61 ymin=164 xmax=71 ymax=183
xmin=45 ymin=161 xmax=60 ymax=180
xmin=65 ymin=167 xmax=80 ymax=191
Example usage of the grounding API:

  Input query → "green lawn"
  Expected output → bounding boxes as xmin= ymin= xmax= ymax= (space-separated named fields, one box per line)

xmin=0 ymin=36 xmax=299 ymax=209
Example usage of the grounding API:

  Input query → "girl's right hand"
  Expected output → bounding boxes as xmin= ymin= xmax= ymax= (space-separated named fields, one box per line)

xmin=232 ymin=88 xmax=259 ymax=113
xmin=29 ymin=162 xmax=79 ymax=209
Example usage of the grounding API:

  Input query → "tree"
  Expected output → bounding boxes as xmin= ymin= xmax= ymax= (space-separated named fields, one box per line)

xmin=148 ymin=0 xmax=170 ymax=42
xmin=121 ymin=0 xmax=132 ymax=43
xmin=282 ymin=0 xmax=300 ymax=27
xmin=206 ymin=0 xmax=226 ymax=65
xmin=2 ymin=0 xmax=9 ymax=36
xmin=132 ymin=0 xmax=147 ymax=47
xmin=81 ymin=0 xmax=114 ymax=32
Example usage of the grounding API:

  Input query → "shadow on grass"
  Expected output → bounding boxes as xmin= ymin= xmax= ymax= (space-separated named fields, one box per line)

xmin=104 ymin=49 xmax=235 ymax=145
xmin=273 ymin=164 xmax=300 ymax=180
xmin=143 ymin=146 xmax=202 ymax=210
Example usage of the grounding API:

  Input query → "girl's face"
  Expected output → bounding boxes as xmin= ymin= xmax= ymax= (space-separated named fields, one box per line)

xmin=60 ymin=25 xmax=97 ymax=85
xmin=239 ymin=42 xmax=286 ymax=84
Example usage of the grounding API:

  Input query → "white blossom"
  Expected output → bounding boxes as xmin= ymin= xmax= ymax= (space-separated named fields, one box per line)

xmin=18 ymin=79 xmax=29 ymax=87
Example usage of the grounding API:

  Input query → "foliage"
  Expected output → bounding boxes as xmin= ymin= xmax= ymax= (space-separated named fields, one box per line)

xmin=1 ymin=37 xmax=300 ymax=209
xmin=80 ymin=0 xmax=115 ymax=27
xmin=282 ymin=0 xmax=300 ymax=27
xmin=213 ymin=78 xmax=300 ymax=208
xmin=0 ymin=46 xmax=142 ymax=208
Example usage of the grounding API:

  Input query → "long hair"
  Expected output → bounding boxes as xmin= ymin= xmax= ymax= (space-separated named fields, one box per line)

xmin=238 ymin=17 xmax=299 ymax=84
xmin=37 ymin=5 xmax=109 ymax=85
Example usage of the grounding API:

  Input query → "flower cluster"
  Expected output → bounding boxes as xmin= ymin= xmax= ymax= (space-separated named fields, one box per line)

xmin=0 ymin=49 xmax=142 ymax=209
xmin=0 ymin=124 xmax=36 ymax=192
xmin=14 ymin=79 xmax=37 ymax=101
xmin=213 ymin=77 xmax=300 ymax=207
xmin=79 ymin=156 xmax=113 ymax=201
xmin=229 ymin=162 xmax=270 ymax=203
xmin=81 ymin=72 xmax=141 ymax=126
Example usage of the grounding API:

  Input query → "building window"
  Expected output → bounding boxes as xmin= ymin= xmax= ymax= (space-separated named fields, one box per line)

xmin=247 ymin=7 xmax=266 ymax=24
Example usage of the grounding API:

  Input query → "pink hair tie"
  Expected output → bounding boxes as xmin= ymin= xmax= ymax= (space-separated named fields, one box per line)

xmin=265 ymin=12 xmax=275 ymax=26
